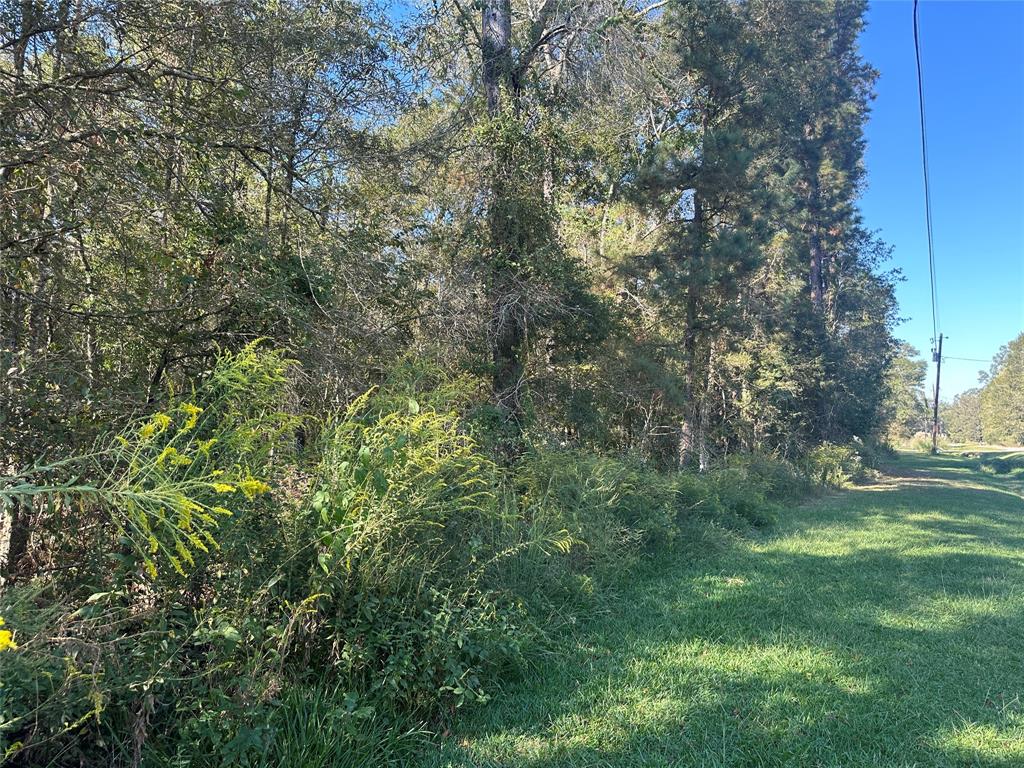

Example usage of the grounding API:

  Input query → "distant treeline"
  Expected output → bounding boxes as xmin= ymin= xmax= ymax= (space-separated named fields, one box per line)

xmin=942 ymin=334 xmax=1024 ymax=446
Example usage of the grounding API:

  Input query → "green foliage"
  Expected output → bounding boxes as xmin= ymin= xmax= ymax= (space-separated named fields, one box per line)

xmin=518 ymin=450 xmax=678 ymax=570
xmin=727 ymin=453 xmax=812 ymax=504
xmin=1 ymin=0 xmax=911 ymax=763
xmin=883 ymin=344 xmax=931 ymax=441
xmin=298 ymin=388 xmax=523 ymax=710
xmin=942 ymin=389 xmax=983 ymax=444
xmin=979 ymin=334 xmax=1024 ymax=446
xmin=1 ymin=344 xmax=290 ymax=580
xmin=1 ymin=360 xmax=816 ymax=766
xmin=979 ymin=451 xmax=1024 ymax=478
xmin=801 ymin=442 xmax=868 ymax=488
xmin=902 ymin=431 xmax=951 ymax=454
xmin=0 ymin=347 xmax=297 ymax=764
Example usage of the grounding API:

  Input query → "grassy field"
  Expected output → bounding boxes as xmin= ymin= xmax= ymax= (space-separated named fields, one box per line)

xmin=412 ymin=452 xmax=1024 ymax=767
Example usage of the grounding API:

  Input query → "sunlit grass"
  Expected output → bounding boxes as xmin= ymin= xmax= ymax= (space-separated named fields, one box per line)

xmin=412 ymin=452 xmax=1024 ymax=767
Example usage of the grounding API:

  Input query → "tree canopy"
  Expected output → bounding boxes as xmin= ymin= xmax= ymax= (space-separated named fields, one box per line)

xmin=2 ymin=0 xmax=902 ymax=472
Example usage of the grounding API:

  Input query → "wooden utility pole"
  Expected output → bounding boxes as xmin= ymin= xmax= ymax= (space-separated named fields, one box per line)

xmin=931 ymin=333 xmax=943 ymax=454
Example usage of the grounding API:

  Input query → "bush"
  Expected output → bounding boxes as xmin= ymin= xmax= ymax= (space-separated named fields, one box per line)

xmin=1 ymin=364 xmax=536 ymax=765
xmin=292 ymin=388 xmax=527 ymax=711
xmin=801 ymin=442 xmax=866 ymax=487
xmin=518 ymin=450 xmax=678 ymax=573
xmin=1 ymin=344 xmax=293 ymax=765
xmin=727 ymin=454 xmax=811 ymax=503
xmin=901 ymin=431 xmax=950 ymax=454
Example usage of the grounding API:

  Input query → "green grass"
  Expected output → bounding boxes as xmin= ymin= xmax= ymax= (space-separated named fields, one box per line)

xmin=412 ymin=452 xmax=1024 ymax=767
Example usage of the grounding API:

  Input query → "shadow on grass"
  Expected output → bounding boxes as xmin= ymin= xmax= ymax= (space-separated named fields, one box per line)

xmin=415 ymin=457 xmax=1024 ymax=767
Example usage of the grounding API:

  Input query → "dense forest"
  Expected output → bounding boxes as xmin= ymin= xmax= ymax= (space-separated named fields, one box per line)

xmin=0 ymin=1 xmax=1014 ymax=765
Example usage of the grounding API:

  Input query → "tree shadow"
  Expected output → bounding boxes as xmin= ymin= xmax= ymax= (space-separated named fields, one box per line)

xmin=414 ymin=460 xmax=1024 ymax=767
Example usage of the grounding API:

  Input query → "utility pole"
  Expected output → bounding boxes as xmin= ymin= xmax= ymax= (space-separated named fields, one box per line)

xmin=931 ymin=333 xmax=943 ymax=454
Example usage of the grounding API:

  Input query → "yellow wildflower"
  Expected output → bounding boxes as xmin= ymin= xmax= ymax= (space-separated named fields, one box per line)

xmin=175 ymin=540 xmax=195 ymax=567
xmin=211 ymin=482 xmax=236 ymax=494
xmin=180 ymin=403 xmax=203 ymax=431
xmin=0 ymin=618 xmax=18 ymax=652
xmin=238 ymin=479 xmax=271 ymax=501
xmin=140 ymin=413 xmax=172 ymax=440
xmin=156 ymin=446 xmax=179 ymax=465
xmin=211 ymin=506 xmax=233 ymax=516
xmin=199 ymin=439 xmax=218 ymax=454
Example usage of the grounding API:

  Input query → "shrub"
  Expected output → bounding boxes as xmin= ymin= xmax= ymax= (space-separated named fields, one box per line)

xmin=292 ymin=388 xmax=527 ymax=711
xmin=801 ymin=442 xmax=866 ymax=487
xmin=0 ymin=345 xmax=295 ymax=765
xmin=706 ymin=467 xmax=774 ymax=528
xmin=518 ymin=449 xmax=678 ymax=574
xmin=727 ymin=453 xmax=811 ymax=502
xmin=902 ymin=431 xmax=951 ymax=453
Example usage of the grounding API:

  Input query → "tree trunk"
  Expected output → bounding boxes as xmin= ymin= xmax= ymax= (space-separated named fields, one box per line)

xmin=481 ymin=0 xmax=526 ymax=432
xmin=807 ymin=172 xmax=825 ymax=312
xmin=679 ymin=187 xmax=704 ymax=468
xmin=0 ymin=500 xmax=30 ymax=586
xmin=482 ymin=0 xmax=512 ymax=118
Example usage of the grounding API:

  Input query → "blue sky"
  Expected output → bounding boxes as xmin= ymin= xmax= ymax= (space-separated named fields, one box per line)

xmin=859 ymin=0 xmax=1024 ymax=399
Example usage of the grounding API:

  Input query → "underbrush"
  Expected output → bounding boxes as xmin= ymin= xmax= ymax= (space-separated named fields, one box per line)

xmin=0 ymin=347 xmax=830 ymax=766
xmin=900 ymin=431 xmax=952 ymax=454
xmin=799 ymin=439 xmax=891 ymax=487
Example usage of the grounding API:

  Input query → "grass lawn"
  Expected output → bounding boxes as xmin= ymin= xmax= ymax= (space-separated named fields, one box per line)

xmin=412 ymin=452 xmax=1024 ymax=767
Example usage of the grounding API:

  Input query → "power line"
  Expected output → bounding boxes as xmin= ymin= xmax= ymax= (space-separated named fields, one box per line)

xmin=913 ymin=0 xmax=940 ymax=347
xmin=943 ymin=356 xmax=991 ymax=364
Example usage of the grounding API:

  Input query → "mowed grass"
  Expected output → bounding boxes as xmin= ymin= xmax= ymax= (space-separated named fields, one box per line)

xmin=413 ymin=453 xmax=1024 ymax=767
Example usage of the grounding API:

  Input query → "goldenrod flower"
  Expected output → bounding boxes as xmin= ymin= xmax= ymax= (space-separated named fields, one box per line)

xmin=0 ymin=618 xmax=18 ymax=651
xmin=156 ymin=446 xmax=179 ymax=465
xmin=180 ymin=403 xmax=203 ymax=431
xmin=211 ymin=482 xmax=236 ymax=494
xmin=238 ymin=479 xmax=271 ymax=501
xmin=140 ymin=413 xmax=172 ymax=440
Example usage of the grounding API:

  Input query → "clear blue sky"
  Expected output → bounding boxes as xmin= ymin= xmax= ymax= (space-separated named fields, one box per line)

xmin=859 ymin=0 xmax=1024 ymax=399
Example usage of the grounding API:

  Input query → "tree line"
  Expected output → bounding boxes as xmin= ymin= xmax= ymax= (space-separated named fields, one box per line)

xmin=942 ymin=333 xmax=1024 ymax=446
xmin=2 ymin=0 xmax=898 ymax=475
xmin=1 ymin=1 xmax=916 ymax=764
